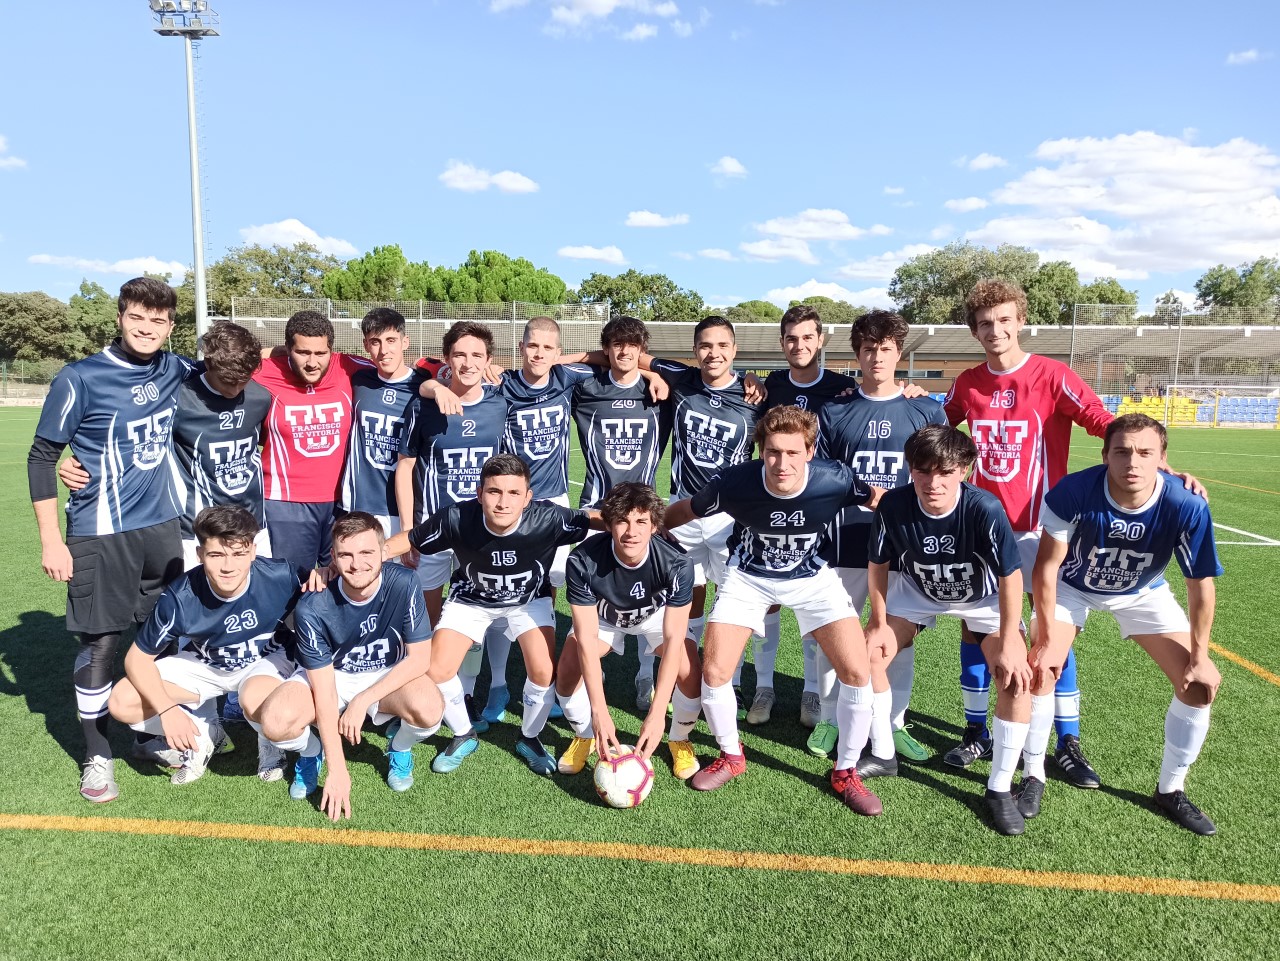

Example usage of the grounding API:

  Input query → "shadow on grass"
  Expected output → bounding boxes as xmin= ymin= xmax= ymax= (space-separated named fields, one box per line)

xmin=0 ymin=610 xmax=86 ymax=763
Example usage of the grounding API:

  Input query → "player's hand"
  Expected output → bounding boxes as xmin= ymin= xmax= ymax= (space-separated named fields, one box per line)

xmin=646 ymin=375 xmax=669 ymax=404
xmin=1172 ymin=470 xmax=1208 ymax=501
xmin=864 ymin=485 xmax=886 ymax=511
xmin=431 ymin=388 xmax=464 ymax=417
xmin=836 ymin=386 xmax=857 ymax=399
xmin=401 ymin=546 xmax=421 ymax=570
xmin=320 ymin=765 xmax=353 ymax=821
xmin=483 ymin=363 xmax=506 ymax=386
xmin=1026 ymin=643 xmax=1062 ymax=690
xmin=58 ymin=456 xmax=90 ymax=492
xmin=743 ymin=372 xmax=767 ymax=405
xmin=898 ymin=381 xmax=929 ymax=399
xmin=160 ymin=706 xmax=200 ymax=753
xmin=41 ymin=542 xmax=74 ymax=582
xmin=635 ymin=710 xmax=665 ymax=760
xmin=593 ymin=708 xmax=622 ymax=762
xmin=1183 ymin=653 xmax=1221 ymax=702
xmin=864 ymin=622 xmax=894 ymax=664
xmin=339 ymin=702 xmax=367 ymax=744
xmin=304 ymin=567 xmax=330 ymax=592
xmin=991 ymin=641 xmax=1032 ymax=697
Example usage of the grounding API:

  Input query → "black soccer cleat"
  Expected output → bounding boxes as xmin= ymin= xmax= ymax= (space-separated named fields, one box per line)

xmin=1017 ymin=776 xmax=1045 ymax=819
xmin=985 ymin=789 xmax=1026 ymax=836
xmin=856 ymin=751 xmax=899 ymax=779
xmin=1154 ymin=790 xmax=1217 ymax=836
xmin=1053 ymin=735 xmax=1101 ymax=789
xmin=943 ymin=723 xmax=993 ymax=769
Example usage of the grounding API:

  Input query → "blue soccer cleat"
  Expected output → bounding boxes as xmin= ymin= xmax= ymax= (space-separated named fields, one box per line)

xmin=516 ymin=734 xmax=557 ymax=776
xmin=289 ymin=750 xmax=323 ymax=800
xmin=481 ymin=685 xmax=510 ymax=724
xmin=384 ymin=719 xmax=415 ymax=792
xmin=431 ymin=734 xmax=480 ymax=774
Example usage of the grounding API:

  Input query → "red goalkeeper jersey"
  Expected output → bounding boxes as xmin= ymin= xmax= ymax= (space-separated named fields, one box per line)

xmin=943 ymin=353 xmax=1112 ymax=532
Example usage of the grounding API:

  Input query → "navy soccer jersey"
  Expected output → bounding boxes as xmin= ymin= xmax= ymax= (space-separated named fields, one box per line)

xmin=342 ymin=367 xmax=427 ymax=515
xmin=498 ymin=364 xmax=594 ymax=499
xmin=400 ymin=389 xmax=508 ymax=523
xmin=1043 ymin=466 xmax=1223 ymax=596
xmin=170 ymin=373 xmax=272 ymax=539
xmin=294 ymin=563 xmax=429 ymax=673
xmin=818 ymin=389 xmax=948 ymax=568
xmin=408 ymin=500 xmax=592 ymax=607
xmin=134 ymin=557 xmax=305 ymax=672
xmin=36 ymin=343 xmax=193 ymax=536
xmin=572 ymin=368 xmax=670 ymax=508
xmin=762 ymin=368 xmax=858 ymax=414
xmin=566 ymin=532 xmax=695 ymax=630
xmin=649 ymin=359 xmax=760 ymax=499
xmin=689 ymin=459 xmax=873 ymax=579
xmin=869 ymin=482 xmax=1022 ymax=604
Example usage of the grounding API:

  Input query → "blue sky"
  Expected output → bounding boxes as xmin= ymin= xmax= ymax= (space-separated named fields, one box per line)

xmin=1 ymin=0 xmax=1277 ymax=310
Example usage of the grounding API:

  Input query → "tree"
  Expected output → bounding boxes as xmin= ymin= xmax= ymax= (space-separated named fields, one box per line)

xmin=1025 ymin=260 xmax=1081 ymax=325
xmin=889 ymin=241 xmax=1040 ymax=325
xmin=790 ymin=295 xmax=868 ymax=326
xmin=0 ymin=290 xmax=85 ymax=363
xmin=1194 ymin=257 xmax=1280 ymax=310
xmin=67 ymin=280 xmax=119 ymax=351
xmin=573 ymin=270 xmax=704 ymax=322
xmin=179 ymin=242 xmax=345 ymax=319
xmin=1079 ymin=277 xmax=1138 ymax=306
xmin=723 ymin=299 xmax=783 ymax=325
xmin=322 ymin=247 xmax=570 ymax=306
xmin=321 ymin=244 xmax=409 ymax=301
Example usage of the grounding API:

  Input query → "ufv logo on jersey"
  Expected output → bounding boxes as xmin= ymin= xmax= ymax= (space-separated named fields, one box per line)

xmin=683 ymin=410 xmax=738 ymax=469
xmin=442 ymin=446 xmax=493 ymax=501
xmin=284 ymin=402 xmax=347 ymax=457
xmin=851 ymin=450 xmax=905 ymax=479
xmin=1084 ymin=547 xmax=1155 ymax=593
xmin=360 ymin=410 xmax=405 ymax=468
xmin=475 ymin=568 xmax=536 ymax=598
xmin=126 ymin=408 xmax=176 ymax=471
xmin=912 ymin=561 xmax=976 ymax=602
xmin=208 ymin=436 xmax=257 ymax=495
xmin=600 ymin=418 xmax=650 ymax=470
xmin=969 ymin=419 xmax=1029 ymax=482
xmin=604 ymin=600 xmax=657 ymax=629
xmin=515 ymin=406 xmax=564 ymax=460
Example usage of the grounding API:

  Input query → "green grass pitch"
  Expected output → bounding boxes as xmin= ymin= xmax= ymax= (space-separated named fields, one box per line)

xmin=0 ymin=407 xmax=1278 ymax=961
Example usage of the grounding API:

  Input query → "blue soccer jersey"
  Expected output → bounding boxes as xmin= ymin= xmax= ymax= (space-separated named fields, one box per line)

xmin=649 ymin=359 xmax=760 ymax=499
xmin=35 ymin=343 xmax=193 ymax=535
xmin=572 ymin=368 xmax=670 ymax=508
xmin=818 ymin=389 xmax=948 ymax=568
xmin=499 ymin=364 xmax=594 ymax=500
xmin=869 ymin=482 xmax=1022 ymax=604
xmin=342 ymin=367 xmax=426 ymax=515
xmin=1043 ymin=465 xmax=1223 ymax=596
xmin=565 ymin=531 xmax=695 ymax=630
xmin=409 ymin=500 xmax=592 ymax=607
xmin=294 ymin=563 xmax=430 ymax=673
xmin=762 ymin=368 xmax=858 ymax=414
xmin=134 ymin=557 xmax=306 ymax=671
xmin=689 ymin=459 xmax=873 ymax=579
xmin=400 ymin=389 xmax=509 ymax=524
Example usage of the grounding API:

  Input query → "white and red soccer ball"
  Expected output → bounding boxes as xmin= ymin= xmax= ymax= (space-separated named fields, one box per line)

xmin=593 ymin=745 xmax=654 ymax=809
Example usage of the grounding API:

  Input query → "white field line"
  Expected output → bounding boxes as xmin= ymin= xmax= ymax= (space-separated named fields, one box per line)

xmin=1215 ymin=523 xmax=1280 ymax=547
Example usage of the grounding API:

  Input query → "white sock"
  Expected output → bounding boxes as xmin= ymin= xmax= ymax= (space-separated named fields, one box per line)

xmin=1158 ymin=699 xmax=1211 ymax=794
xmin=869 ymin=690 xmax=894 ymax=759
xmin=668 ymin=688 xmax=701 ymax=742
xmin=520 ymin=679 xmax=554 ymax=738
xmin=988 ymin=717 xmax=1030 ymax=793
xmin=438 ymin=675 xmax=473 ymax=737
xmin=485 ymin=622 xmax=513 ymax=693
xmin=963 ymin=685 xmax=990 ymax=728
xmin=1023 ymin=694 xmax=1055 ymax=781
xmin=391 ymin=719 xmax=440 ymax=752
xmin=732 ymin=648 xmax=744 ymax=688
xmin=636 ymin=651 xmax=655 ymax=683
xmin=752 ymin=611 xmax=781 ymax=690
xmin=274 ymin=727 xmax=319 ymax=756
xmin=887 ymin=646 xmax=915 ymax=730
xmin=834 ymin=682 xmax=873 ymax=770
xmin=687 ymin=616 xmax=705 ymax=646
xmin=816 ymin=649 xmax=839 ymax=724
xmin=129 ymin=714 xmax=167 ymax=736
xmin=702 ymin=680 xmax=741 ymax=754
xmin=459 ymin=641 xmax=483 ymax=696
xmin=557 ymin=684 xmax=593 ymax=738
xmin=802 ymin=634 xmax=819 ymax=694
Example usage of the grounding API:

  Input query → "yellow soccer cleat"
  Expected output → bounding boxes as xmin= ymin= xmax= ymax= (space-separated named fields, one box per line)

xmin=668 ymin=739 xmax=700 ymax=780
xmin=557 ymin=736 xmax=595 ymax=775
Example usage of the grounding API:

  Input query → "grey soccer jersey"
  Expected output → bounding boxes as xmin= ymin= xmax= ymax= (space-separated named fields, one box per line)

xmin=572 ymin=368 xmax=670 ymax=508
xmin=565 ymin=532 xmax=694 ymax=630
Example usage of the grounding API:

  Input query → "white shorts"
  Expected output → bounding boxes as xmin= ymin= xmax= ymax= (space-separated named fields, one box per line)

xmin=286 ymin=664 xmax=396 ymax=726
xmin=416 ymin=549 xmax=455 ymax=591
xmin=669 ymin=510 xmax=733 ymax=587
xmin=182 ymin=527 xmax=273 ymax=571
xmin=583 ymin=607 xmax=682 ymax=658
xmin=1053 ymin=580 xmax=1191 ymax=637
xmin=548 ymin=494 xmax=571 ymax=589
xmin=1015 ymin=530 xmax=1039 ymax=585
xmin=832 ymin=567 xmax=904 ymax=617
xmin=887 ymin=575 xmax=1004 ymax=636
xmin=157 ymin=649 xmax=294 ymax=706
xmin=709 ymin=564 xmax=858 ymax=638
xmin=435 ymin=596 xmax=555 ymax=646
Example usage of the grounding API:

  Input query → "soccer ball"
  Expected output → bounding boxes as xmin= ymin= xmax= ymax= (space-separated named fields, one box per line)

xmin=593 ymin=745 xmax=654 ymax=809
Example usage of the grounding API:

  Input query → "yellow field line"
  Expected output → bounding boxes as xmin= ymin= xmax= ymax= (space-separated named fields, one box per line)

xmin=1 ymin=812 xmax=1276 ymax=904
xmin=1211 ymin=642 xmax=1280 ymax=688
xmin=1197 ymin=475 xmax=1280 ymax=496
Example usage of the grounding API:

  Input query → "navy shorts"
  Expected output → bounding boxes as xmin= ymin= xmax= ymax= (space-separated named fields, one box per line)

xmin=65 ymin=519 xmax=183 ymax=635
xmin=265 ymin=500 xmax=337 ymax=572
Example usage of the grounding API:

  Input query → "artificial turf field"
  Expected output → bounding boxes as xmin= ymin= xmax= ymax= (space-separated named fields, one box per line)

xmin=0 ymin=406 xmax=1277 ymax=961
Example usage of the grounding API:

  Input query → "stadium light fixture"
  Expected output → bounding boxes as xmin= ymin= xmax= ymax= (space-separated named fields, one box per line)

xmin=150 ymin=1 xmax=220 ymax=341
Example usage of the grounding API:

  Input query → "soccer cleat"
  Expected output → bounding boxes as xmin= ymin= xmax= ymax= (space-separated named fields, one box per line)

xmin=668 ymin=740 xmax=699 ymax=780
xmin=1054 ymin=735 xmax=1101 ymax=789
xmin=516 ymin=735 xmax=557 ymax=776
xmin=131 ymin=735 xmax=183 ymax=769
xmin=221 ymin=690 xmax=246 ymax=724
xmin=856 ymin=751 xmax=899 ymax=779
xmin=1017 ymin=776 xmax=1045 ymax=819
xmin=431 ymin=734 xmax=479 ymax=774
xmin=79 ymin=756 xmax=119 ymax=803
xmin=734 ymin=686 xmax=747 ymax=722
xmin=550 ymin=701 xmax=565 ymax=720
xmin=1154 ymin=789 xmax=1216 ymax=836
xmin=382 ymin=718 xmax=415 ymax=792
xmin=170 ymin=731 xmax=215 ymax=786
xmin=209 ymin=719 xmax=235 ymax=756
xmin=290 ymin=751 xmax=324 ymax=799
xmin=831 ymin=767 xmax=883 ymax=816
xmin=943 ymin=723 xmax=993 ymax=768
xmin=985 ymin=788 xmax=1026 ymax=836
xmin=806 ymin=721 xmax=838 ymax=758
xmin=464 ymin=694 xmax=490 ymax=735
xmin=481 ymin=685 xmax=510 ymax=724
xmin=892 ymin=724 xmax=932 ymax=762
xmin=745 ymin=687 xmax=775 ymax=726
xmin=635 ymin=676 xmax=654 ymax=712
xmin=256 ymin=735 xmax=286 ymax=783
xmin=557 ymin=736 xmax=595 ymax=775
xmin=799 ymin=691 xmax=821 ymax=729
xmin=690 ymin=746 xmax=746 ymax=791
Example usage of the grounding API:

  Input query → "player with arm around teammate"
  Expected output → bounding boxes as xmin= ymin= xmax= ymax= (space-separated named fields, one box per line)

xmin=863 ymin=425 xmax=1033 ymax=835
xmin=1027 ymin=414 xmax=1223 ymax=835
xmin=556 ymin=483 xmax=703 ymax=781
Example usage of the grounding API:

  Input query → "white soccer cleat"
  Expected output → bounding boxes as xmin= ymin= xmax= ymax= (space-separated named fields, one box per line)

xmin=257 ymin=735 xmax=287 ymax=783
xmin=170 ymin=732 xmax=215 ymax=786
xmin=80 ymin=756 xmax=119 ymax=803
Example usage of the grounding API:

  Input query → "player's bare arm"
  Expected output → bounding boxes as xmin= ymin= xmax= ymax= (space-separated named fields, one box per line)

xmin=1184 ymin=578 xmax=1221 ymax=698
xmin=636 ymin=602 xmax=691 ymax=759
xmin=989 ymin=571 xmax=1031 ymax=696
xmin=392 ymin=456 xmax=419 ymax=568
xmin=308 ymin=665 xmax=352 ymax=821
xmin=119 ymin=645 xmax=201 ymax=752
xmin=570 ymin=603 xmax=619 ymax=758
xmin=661 ymin=498 xmax=696 ymax=530
xmin=1029 ymin=534 xmax=1073 ymax=685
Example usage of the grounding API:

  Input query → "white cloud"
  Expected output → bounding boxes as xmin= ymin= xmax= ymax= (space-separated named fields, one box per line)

xmin=1226 ymin=49 xmax=1270 ymax=65
xmin=672 ymin=19 xmax=692 ymax=36
xmin=756 ymin=208 xmax=891 ymax=241
xmin=0 ymin=135 xmax=26 ymax=171
xmin=968 ymin=153 xmax=1008 ymax=171
xmin=558 ymin=244 xmax=627 ymax=265
xmin=238 ymin=218 xmax=358 ymax=256
xmin=625 ymin=210 xmax=689 ymax=227
xmin=548 ymin=0 xmax=679 ymax=30
xmin=622 ymin=22 xmax=658 ymax=40
xmin=710 ymin=155 xmax=748 ymax=178
xmin=29 ymin=253 xmax=188 ymax=277
xmin=929 ymin=224 xmax=955 ymax=240
xmin=489 ymin=0 xmax=529 ymax=10
xmin=671 ymin=251 xmax=694 ymax=260
xmin=944 ymin=196 xmax=989 ymax=213
xmin=883 ymin=186 xmax=905 ymax=195
xmin=698 ymin=248 xmax=736 ymax=261
xmin=762 ymin=279 xmax=894 ymax=309
xmin=739 ymin=238 xmax=818 ymax=264
xmin=439 ymin=160 xmax=538 ymax=194
xmin=835 ymin=244 xmax=937 ymax=282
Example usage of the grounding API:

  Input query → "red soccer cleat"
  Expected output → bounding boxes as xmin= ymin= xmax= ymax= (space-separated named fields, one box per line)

xmin=689 ymin=746 xmax=747 ymax=791
xmin=831 ymin=766 xmax=883 ymax=816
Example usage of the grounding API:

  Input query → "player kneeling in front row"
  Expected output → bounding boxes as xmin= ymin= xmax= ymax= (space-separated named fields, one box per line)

xmin=556 ymin=482 xmax=703 ymax=780
xmin=257 ymin=513 xmax=443 ymax=819
xmin=108 ymin=506 xmax=309 ymax=788
xmin=1029 ymin=414 xmax=1223 ymax=835
xmin=665 ymin=405 xmax=886 ymax=813
xmin=384 ymin=453 xmax=600 ymax=776
xmin=862 ymin=425 xmax=1033 ymax=835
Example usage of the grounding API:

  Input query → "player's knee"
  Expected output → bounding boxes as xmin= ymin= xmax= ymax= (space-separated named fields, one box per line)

xmin=106 ymin=682 xmax=140 ymax=723
xmin=1177 ymin=680 xmax=1215 ymax=708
